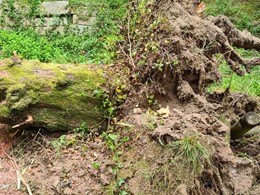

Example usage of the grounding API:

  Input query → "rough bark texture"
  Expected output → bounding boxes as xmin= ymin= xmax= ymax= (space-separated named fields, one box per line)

xmin=0 ymin=58 xmax=105 ymax=131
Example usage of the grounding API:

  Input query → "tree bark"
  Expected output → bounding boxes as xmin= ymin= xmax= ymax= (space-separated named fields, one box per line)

xmin=0 ymin=59 xmax=106 ymax=132
xmin=231 ymin=112 xmax=260 ymax=139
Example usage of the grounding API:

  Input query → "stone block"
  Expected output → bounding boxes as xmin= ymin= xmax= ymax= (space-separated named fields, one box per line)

xmin=36 ymin=26 xmax=65 ymax=35
xmin=73 ymin=15 xmax=96 ymax=26
xmin=33 ymin=17 xmax=68 ymax=27
xmin=41 ymin=1 xmax=69 ymax=16
xmin=69 ymin=6 xmax=94 ymax=16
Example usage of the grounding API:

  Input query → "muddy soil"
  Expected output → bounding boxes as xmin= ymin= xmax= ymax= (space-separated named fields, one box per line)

xmin=0 ymin=92 xmax=259 ymax=195
xmin=117 ymin=93 xmax=260 ymax=194
xmin=0 ymin=125 xmax=23 ymax=195
xmin=0 ymin=128 xmax=114 ymax=195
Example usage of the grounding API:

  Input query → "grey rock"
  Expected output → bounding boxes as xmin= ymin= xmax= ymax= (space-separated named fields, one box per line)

xmin=41 ymin=1 xmax=69 ymax=16
xmin=33 ymin=17 xmax=68 ymax=27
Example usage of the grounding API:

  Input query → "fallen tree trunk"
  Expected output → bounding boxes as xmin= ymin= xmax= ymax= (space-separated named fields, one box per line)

xmin=0 ymin=59 xmax=106 ymax=131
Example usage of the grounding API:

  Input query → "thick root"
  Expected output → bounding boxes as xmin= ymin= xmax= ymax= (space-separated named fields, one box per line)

xmin=211 ymin=15 xmax=260 ymax=50
xmin=118 ymin=0 xmax=260 ymax=101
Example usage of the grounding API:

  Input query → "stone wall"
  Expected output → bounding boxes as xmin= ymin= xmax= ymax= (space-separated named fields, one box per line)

xmin=0 ymin=0 xmax=96 ymax=34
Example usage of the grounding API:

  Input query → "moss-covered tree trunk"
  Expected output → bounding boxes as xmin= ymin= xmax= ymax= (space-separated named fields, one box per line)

xmin=0 ymin=58 xmax=106 ymax=132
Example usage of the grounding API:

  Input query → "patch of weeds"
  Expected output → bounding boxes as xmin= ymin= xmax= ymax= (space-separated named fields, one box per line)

xmin=51 ymin=135 xmax=67 ymax=152
xmin=105 ymin=177 xmax=128 ymax=195
xmin=102 ymin=125 xmax=131 ymax=194
xmin=167 ymin=135 xmax=210 ymax=174
xmin=92 ymin=162 xmax=101 ymax=169
xmin=101 ymin=132 xmax=126 ymax=175
xmin=145 ymin=109 xmax=157 ymax=130
xmin=151 ymin=134 xmax=211 ymax=193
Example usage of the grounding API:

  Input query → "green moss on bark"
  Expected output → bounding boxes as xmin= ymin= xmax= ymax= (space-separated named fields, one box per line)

xmin=0 ymin=59 xmax=106 ymax=131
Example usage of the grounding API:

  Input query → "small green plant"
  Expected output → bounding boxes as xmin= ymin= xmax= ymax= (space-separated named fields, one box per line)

xmin=92 ymin=162 xmax=101 ymax=169
xmin=93 ymin=88 xmax=115 ymax=119
xmin=145 ymin=109 xmax=157 ymax=130
xmin=167 ymin=134 xmax=210 ymax=174
xmin=72 ymin=122 xmax=90 ymax=137
xmin=146 ymin=94 xmax=158 ymax=107
xmin=51 ymin=135 xmax=67 ymax=152
xmin=151 ymin=134 xmax=211 ymax=193
xmin=105 ymin=177 xmax=128 ymax=195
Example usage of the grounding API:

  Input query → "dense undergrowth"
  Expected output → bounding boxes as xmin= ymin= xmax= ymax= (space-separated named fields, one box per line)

xmin=0 ymin=0 xmax=127 ymax=64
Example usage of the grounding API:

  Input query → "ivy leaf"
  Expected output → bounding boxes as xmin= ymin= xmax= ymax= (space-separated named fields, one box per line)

xmin=108 ymin=133 xmax=118 ymax=141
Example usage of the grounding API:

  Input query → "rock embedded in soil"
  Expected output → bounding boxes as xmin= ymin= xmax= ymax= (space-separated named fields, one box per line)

xmin=0 ymin=59 xmax=106 ymax=131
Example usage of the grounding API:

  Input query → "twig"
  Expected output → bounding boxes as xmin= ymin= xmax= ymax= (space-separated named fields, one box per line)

xmin=115 ymin=122 xmax=133 ymax=127
xmin=12 ymin=115 xmax=33 ymax=129
xmin=4 ymin=151 xmax=33 ymax=195
xmin=10 ymin=115 xmax=33 ymax=138
xmin=127 ymin=12 xmax=135 ymax=68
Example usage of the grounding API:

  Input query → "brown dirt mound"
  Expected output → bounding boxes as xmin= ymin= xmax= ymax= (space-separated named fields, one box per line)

xmin=116 ymin=93 xmax=259 ymax=194
xmin=116 ymin=0 xmax=259 ymax=109
xmin=112 ymin=0 xmax=260 ymax=194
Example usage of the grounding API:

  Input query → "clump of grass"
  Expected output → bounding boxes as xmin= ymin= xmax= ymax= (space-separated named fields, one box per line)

xmin=167 ymin=134 xmax=210 ymax=174
xmin=151 ymin=134 xmax=211 ymax=193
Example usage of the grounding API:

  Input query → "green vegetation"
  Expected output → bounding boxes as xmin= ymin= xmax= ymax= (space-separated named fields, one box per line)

xmin=208 ymin=49 xmax=260 ymax=96
xmin=167 ymin=135 xmax=210 ymax=174
xmin=0 ymin=0 xmax=127 ymax=64
xmin=205 ymin=0 xmax=260 ymax=96
xmin=205 ymin=0 xmax=260 ymax=36
xmin=51 ymin=134 xmax=67 ymax=152
xmin=152 ymin=134 xmax=211 ymax=192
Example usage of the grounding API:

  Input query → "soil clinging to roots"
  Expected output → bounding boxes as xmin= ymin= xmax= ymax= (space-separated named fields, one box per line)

xmin=113 ymin=0 xmax=260 ymax=194
xmin=117 ymin=0 xmax=260 ymax=106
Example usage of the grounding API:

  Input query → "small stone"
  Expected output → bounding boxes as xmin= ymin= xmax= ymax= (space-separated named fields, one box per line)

xmin=41 ymin=1 xmax=69 ymax=16
xmin=133 ymin=108 xmax=142 ymax=114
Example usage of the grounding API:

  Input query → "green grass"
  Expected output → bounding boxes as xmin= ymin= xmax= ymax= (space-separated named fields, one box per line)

xmin=208 ymin=49 xmax=260 ymax=97
xmin=205 ymin=0 xmax=260 ymax=96
xmin=205 ymin=0 xmax=260 ymax=36
xmin=167 ymin=135 xmax=210 ymax=174
xmin=151 ymin=134 xmax=210 ymax=193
